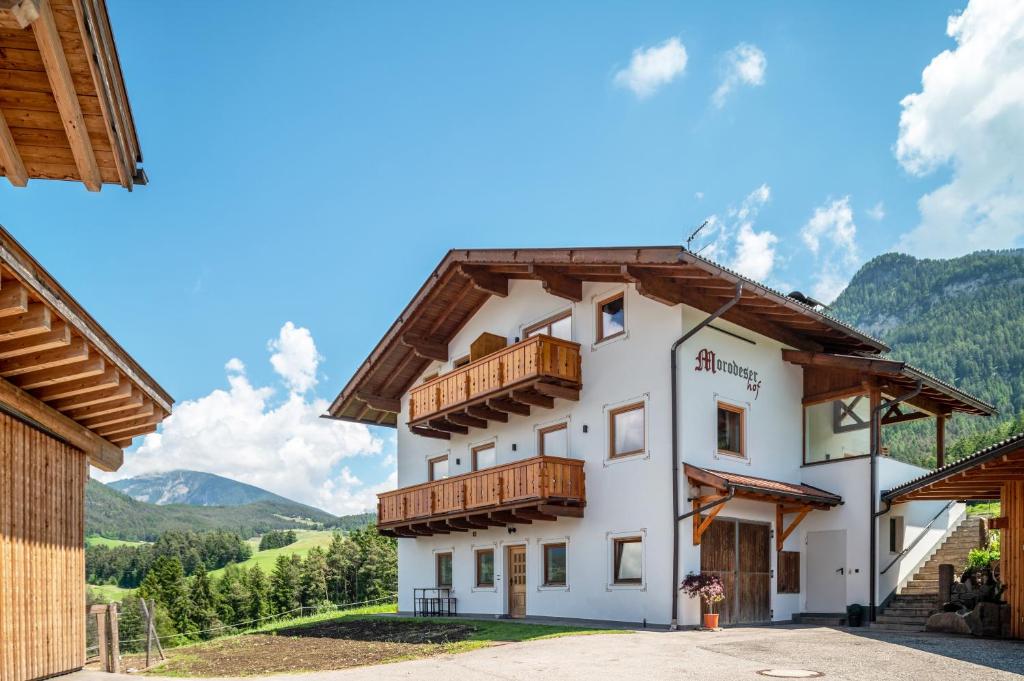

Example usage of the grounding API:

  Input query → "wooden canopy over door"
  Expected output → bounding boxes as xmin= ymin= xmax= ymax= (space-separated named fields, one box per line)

xmin=883 ymin=433 xmax=1024 ymax=639
xmin=700 ymin=518 xmax=771 ymax=625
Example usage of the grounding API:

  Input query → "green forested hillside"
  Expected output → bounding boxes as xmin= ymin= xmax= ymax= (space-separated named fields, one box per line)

xmin=86 ymin=479 xmax=375 ymax=541
xmin=831 ymin=249 xmax=1024 ymax=466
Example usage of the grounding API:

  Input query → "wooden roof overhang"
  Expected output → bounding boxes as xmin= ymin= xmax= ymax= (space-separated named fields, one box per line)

xmin=0 ymin=0 xmax=144 ymax=190
xmin=882 ymin=433 xmax=1024 ymax=503
xmin=684 ymin=464 xmax=841 ymax=549
xmin=782 ymin=350 xmax=995 ymax=418
xmin=328 ymin=247 xmax=890 ymax=428
xmin=0 ymin=226 xmax=172 ymax=471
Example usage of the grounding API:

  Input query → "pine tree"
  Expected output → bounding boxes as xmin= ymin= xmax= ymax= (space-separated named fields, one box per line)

xmin=138 ymin=555 xmax=192 ymax=636
xmin=189 ymin=565 xmax=219 ymax=637
xmin=246 ymin=564 xmax=271 ymax=620
xmin=270 ymin=554 xmax=301 ymax=615
xmin=300 ymin=547 xmax=328 ymax=607
xmin=325 ymin=533 xmax=358 ymax=603
xmin=215 ymin=564 xmax=251 ymax=626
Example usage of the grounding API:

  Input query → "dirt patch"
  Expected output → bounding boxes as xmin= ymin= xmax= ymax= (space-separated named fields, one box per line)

xmin=126 ymin=619 xmax=479 ymax=676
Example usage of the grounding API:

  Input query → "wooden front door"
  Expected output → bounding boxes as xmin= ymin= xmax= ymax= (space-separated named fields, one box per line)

xmin=507 ymin=545 xmax=527 ymax=618
xmin=700 ymin=518 xmax=771 ymax=624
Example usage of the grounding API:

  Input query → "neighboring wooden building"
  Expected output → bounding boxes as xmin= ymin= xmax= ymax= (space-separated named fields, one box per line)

xmin=0 ymin=227 xmax=171 ymax=680
xmin=0 ymin=0 xmax=144 ymax=190
xmin=884 ymin=433 xmax=1024 ymax=639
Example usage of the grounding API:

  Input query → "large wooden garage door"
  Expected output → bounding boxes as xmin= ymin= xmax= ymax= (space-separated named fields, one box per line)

xmin=0 ymin=411 xmax=87 ymax=681
xmin=700 ymin=518 xmax=771 ymax=624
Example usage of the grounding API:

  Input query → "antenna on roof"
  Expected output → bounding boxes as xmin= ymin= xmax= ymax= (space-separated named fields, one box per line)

xmin=685 ymin=220 xmax=709 ymax=252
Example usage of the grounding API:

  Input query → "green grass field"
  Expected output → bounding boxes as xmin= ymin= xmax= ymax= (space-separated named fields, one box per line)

xmin=85 ymin=535 xmax=148 ymax=548
xmin=88 ymin=583 xmax=133 ymax=602
xmin=207 ymin=529 xmax=336 ymax=579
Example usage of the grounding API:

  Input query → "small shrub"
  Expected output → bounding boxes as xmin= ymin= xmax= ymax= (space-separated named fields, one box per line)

xmin=680 ymin=572 xmax=726 ymax=614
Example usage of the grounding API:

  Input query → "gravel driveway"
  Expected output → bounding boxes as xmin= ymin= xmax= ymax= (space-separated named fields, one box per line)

xmin=70 ymin=625 xmax=1024 ymax=681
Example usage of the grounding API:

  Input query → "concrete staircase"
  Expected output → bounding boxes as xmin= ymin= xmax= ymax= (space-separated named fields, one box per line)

xmin=871 ymin=516 xmax=986 ymax=632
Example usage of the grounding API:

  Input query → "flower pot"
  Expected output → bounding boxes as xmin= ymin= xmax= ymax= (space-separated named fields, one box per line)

xmin=703 ymin=613 xmax=719 ymax=629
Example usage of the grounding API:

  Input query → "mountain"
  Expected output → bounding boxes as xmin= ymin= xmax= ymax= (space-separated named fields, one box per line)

xmin=110 ymin=469 xmax=295 ymax=507
xmin=86 ymin=478 xmax=375 ymax=542
xmin=831 ymin=249 xmax=1024 ymax=465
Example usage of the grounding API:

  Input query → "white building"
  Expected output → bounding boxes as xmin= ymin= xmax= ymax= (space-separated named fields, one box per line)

xmin=328 ymin=247 xmax=993 ymax=627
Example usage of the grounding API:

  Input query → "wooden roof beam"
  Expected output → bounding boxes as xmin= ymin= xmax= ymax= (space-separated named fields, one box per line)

xmin=0 ymin=303 xmax=50 ymax=341
xmin=528 ymin=265 xmax=582 ymax=302
xmin=621 ymin=266 xmax=682 ymax=307
xmin=11 ymin=354 xmax=104 ymax=390
xmin=459 ymin=265 xmax=509 ymax=297
xmin=95 ymin=412 xmax=163 ymax=439
xmin=34 ymin=367 xmax=120 ymax=401
xmin=63 ymin=389 xmax=143 ymax=420
xmin=0 ymin=336 xmax=88 ymax=376
xmin=32 ymin=0 xmax=102 ymax=191
xmin=355 ymin=391 xmax=400 ymax=413
xmin=80 ymin=401 xmax=154 ymax=430
xmin=0 ymin=281 xmax=29 ymax=317
xmin=401 ymin=333 xmax=447 ymax=362
xmin=47 ymin=377 xmax=130 ymax=411
xmin=0 ymin=108 xmax=27 ymax=187
xmin=408 ymin=425 xmax=450 ymax=440
xmin=0 ymin=319 xmax=70 ymax=359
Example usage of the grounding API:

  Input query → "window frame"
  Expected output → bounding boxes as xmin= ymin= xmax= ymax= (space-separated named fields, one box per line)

xmin=435 ymin=551 xmax=453 ymax=588
xmin=524 ymin=309 xmax=572 ymax=339
xmin=889 ymin=516 xmax=905 ymax=554
xmin=475 ymin=548 xmax=495 ymax=588
xmin=538 ymin=422 xmax=569 ymax=456
xmin=716 ymin=400 xmax=746 ymax=459
xmin=453 ymin=354 xmax=471 ymax=369
xmin=608 ymin=401 xmax=646 ymax=459
xmin=472 ymin=442 xmax=497 ymax=471
xmin=542 ymin=542 xmax=568 ymax=587
xmin=612 ymin=536 xmax=643 ymax=585
xmin=595 ymin=291 xmax=626 ymax=344
xmin=427 ymin=454 xmax=449 ymax=481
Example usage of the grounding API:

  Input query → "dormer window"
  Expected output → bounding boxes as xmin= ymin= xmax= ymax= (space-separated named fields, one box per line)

xmin=596 ymin=292 xmax=625 ymax=343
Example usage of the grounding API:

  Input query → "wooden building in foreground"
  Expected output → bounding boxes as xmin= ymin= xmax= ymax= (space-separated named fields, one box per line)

xmin=0 ymin=227 xmax=171 ymax=680
xmin=884 ymin=433 xmax=1024 ymax=639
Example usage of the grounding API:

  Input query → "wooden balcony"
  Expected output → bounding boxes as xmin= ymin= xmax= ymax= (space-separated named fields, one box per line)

xmin=376 ymin=455 xmax=586 ymax=538
xmin=407 ymin=334 xmax=582 ymax=439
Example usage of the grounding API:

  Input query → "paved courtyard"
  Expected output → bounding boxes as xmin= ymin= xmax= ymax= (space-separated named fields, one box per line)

xmin=71 ymin=625 xmax=1024 ymax=681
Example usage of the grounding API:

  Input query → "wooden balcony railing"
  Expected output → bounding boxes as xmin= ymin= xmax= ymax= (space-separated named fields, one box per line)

xmin=376 ymin=455 xmax=585 ymax=537
xmin=407 ymin=334 xmax=582 ymax=438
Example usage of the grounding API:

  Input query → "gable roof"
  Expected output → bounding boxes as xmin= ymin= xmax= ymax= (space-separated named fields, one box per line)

xmin=327 ymin=246 xmax=890 ymax=427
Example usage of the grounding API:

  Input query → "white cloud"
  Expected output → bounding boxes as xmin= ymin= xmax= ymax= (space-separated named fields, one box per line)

xmin=895 ymin=0 xmax=1024 ymax=256
xmin=712 ymin=43 xmax=766 ymax=107
xmin=800 ymin=197 xmax=860 ymax=303
xmin=698 ymin=184 xmax=779 ymax=281
xmin=268 ymin=321 xmax=321 ymax=393
xmin=614 ymin=37 xmax=688 ymax=98
xmin=867 ymin=201 xmax=886 ymax=221
xmin=95 ymin=323 xmax=390 ymax=516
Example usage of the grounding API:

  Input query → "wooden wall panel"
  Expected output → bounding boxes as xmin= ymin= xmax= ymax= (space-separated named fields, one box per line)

xmin=1004 ymin=481 xmax=1023 ymax=640
xmin=0 ymin=410 xmax=86 ymax=681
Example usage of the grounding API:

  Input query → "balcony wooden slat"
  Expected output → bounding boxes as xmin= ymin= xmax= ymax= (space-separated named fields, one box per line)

xmin=377 ymin=455 xmax=585 ymax=536
xmin=408 ymin=334 xmax=581 ymax=430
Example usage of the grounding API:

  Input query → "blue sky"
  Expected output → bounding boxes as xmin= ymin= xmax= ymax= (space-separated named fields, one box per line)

xmin=3 ymin=1 xmax=1021 ymax=513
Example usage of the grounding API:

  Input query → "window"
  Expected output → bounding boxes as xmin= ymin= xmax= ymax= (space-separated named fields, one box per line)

xmin=538 ymin=422 xmax=568 ymax=457
xmin=889 ymin=517 xmax=905 ymax=554
xmin=475 ymin=549 xmax=494 ymax=587
xmin=421 ymin=371 xmax=439 ymax=384
xmin=613 ymin=537 xmax=642 ymax=584
xmin=453 ymin=354 xmax=471 ymax=369
xmin=717 ymin=402 xmax=745 ymax=458
xmin=525 ymin=310 xmax=572 ymax=340
xmin=833 ymin=396 xmax=869 ymax=433
xmin=436 ymin=552 xmax=453 ymax=588
xmin=428 ymin=455 xmax=449 ymax=481
xmin=596 ymin=292 xmax=625 ymax=343
xmin=543 ymin=543 xmax=567 ymax=586
xmin=609 ymin=402 xmax=645 ymax=458
xmin=472 ymin=443 xmax=496 ymax=471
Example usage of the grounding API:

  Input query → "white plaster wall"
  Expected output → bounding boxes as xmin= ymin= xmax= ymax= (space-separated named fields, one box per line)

xmin=877 ymin=457 xmax=966 ymax=600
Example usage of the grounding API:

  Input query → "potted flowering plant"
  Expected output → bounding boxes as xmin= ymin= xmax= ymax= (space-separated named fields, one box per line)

xmin=681 ymin=572 xmax=726 ymax=629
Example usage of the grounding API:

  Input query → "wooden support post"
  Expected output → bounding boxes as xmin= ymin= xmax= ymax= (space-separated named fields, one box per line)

xmin=776 ymin=504 xmax=813 ymax=552
xmin=692 ymin=495 xmax=728 ymax=545
xmin=936 ymin=414 xmax=946 ymax=469
xmin=139 ymin=598 xmax=152 ymax=668
xmin=93 ymin=606 xmax=108 ymax=672
xmin=108 ymin=602 xmax=121 ymax=673
xmin=150 ymin=599 xmax=166 ymax=661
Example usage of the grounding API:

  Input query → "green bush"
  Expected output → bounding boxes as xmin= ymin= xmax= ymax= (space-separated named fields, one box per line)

xmin=966 ymin=546 xmax=999 ymax=570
